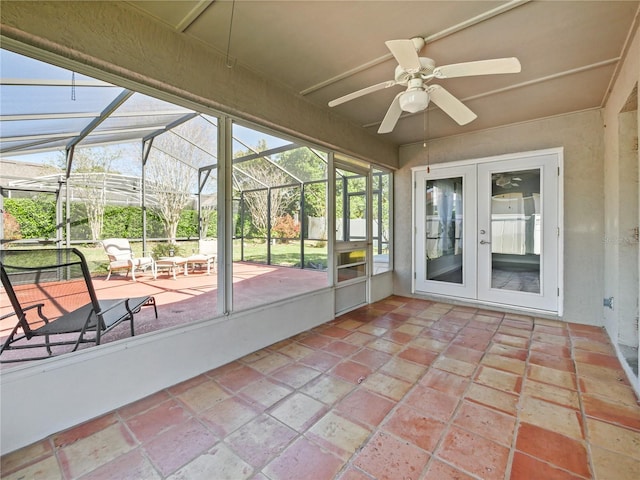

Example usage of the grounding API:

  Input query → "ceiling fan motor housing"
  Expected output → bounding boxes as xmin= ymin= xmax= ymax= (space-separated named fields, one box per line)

xmin=394 ymin=57 xmax=436 ymax=84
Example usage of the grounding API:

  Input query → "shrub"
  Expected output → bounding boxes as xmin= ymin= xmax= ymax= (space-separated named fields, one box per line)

xmin=272 ymin=214 xmax=300 ymax=241
xmin=3 ymin=211 xmax=22 ymax=240
xmin=151 ymin=243 xmax=184 ymax=258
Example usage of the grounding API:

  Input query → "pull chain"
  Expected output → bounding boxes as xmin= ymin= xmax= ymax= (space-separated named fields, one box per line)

xmin=424 ymin=110 xmax=430 ymax=173
xmin=225 ymin=0 xmax=237 ymax=68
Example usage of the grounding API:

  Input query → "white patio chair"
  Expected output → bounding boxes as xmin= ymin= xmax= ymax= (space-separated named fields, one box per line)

xmin=103 ymin=238 xmax=157 ymax=281
xmin=187 ymin=239 xmax=217 ymax=275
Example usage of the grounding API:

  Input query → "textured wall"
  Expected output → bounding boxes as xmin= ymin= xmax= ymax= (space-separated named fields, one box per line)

xmin=397 ymin=110 xmax=605 ymax=325
xmin=601 ymin=24 xmax=639 ymax=372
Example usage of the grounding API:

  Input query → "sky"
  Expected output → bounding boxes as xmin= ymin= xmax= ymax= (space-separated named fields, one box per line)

xmin=1 ymin=48 xmax=295 ymax=171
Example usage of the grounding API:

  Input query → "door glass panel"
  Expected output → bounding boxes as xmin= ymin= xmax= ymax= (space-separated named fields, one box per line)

xmin=490 ymin=169 xmax=541 ymax=293
xmin=426 ymin=177 xmax=463 ymax=283
xmin=372 ymin=168 xmax=391 ymax=274
xmin=335 ymin=168 xmax=367 ymax=242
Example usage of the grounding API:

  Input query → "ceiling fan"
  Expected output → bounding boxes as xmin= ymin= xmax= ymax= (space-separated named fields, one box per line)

xmin=495 ymin=174 xmax=522 ymax=188
xmin=328 ymin=37 xmax=521 ymax=134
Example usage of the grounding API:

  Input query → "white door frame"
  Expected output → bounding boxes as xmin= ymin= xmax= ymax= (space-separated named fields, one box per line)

xmin=412 ymin=148 xmax=564 ymax=316
xmin=414 ymin=164 xmax=477 ymax=300
xmin=333 ymin=155 xmax=372 ymax=315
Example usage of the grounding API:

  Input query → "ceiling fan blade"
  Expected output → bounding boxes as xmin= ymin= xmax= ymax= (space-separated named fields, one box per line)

xmin=385 ymin=39 xmax=422 ymax=72
xmin=328 ymin=80 xmax=397 ymax=107
xmin=433 ymin=57 xmax=521 ymax=79
xmin=427 ymin=85 xmax=477 ymax=125
xmin=378 ymin=92 xmax=403 ymax=134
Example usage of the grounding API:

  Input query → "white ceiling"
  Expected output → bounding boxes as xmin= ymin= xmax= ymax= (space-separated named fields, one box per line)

xmin=126 ymin=0 xmax=640 ymax=146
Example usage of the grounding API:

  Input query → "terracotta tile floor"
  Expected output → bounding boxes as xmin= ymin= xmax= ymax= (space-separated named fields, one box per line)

xmin=2 ymin=296 xmax=640 ymax=479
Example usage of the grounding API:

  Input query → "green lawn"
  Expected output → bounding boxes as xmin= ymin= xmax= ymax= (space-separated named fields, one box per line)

xmin=4 ymin=239 xmax=328 ymax=275
xmin=69 ymin=239 xmax=328 ymax=274
xmin=233 ymin=239 xmax=328 ymax=269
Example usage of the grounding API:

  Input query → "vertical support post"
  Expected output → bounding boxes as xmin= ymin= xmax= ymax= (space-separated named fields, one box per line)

xmin=300 ymin=183 xmax=305 ymax=269
xmin=342 ymin=175 xmax=349 ymax=241
xmin=64 ymin=147 xmax=73 ymax=247
xmin=0 ymin=188 xmax=5 ymax=246
xmin=240 ymin=192 xmax=245 ymax=261
xmin=366 ymin=167 xmax=373 ymax=292
xmin=197 ymin=168 xmax=203 ymax=241
xmin=266 ymin=187 xmax=272 ymax=265
xmin=219 ymin=117 xmax=234 ymax=315
xmin=142 ymin=139 xmax=153 ymax=255
xmin=327 ymin=153 xmax=335 ymax=287
xmin=376 ymin=173 xmax=383 ymax=255
xmin=57 ymin=177 xmax=65 ymax=247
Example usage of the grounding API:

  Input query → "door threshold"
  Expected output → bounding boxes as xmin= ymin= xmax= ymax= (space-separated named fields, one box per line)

xmin=411 ymin=291 xmax=561 ymax=320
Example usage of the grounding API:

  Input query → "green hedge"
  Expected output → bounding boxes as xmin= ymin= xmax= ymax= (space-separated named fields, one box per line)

xmin=3 ymin=197 xmax=56 ymax=239
xmin=4 ymin=198 xmax=217 ymax=241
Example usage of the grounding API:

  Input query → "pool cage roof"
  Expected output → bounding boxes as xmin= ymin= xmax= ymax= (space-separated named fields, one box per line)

xmin=0 ymin=49 xmax=331 ymax=199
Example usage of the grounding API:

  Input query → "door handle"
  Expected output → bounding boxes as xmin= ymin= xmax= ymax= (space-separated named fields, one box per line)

xmin=480 ymin=240 xmax=491 ymax=245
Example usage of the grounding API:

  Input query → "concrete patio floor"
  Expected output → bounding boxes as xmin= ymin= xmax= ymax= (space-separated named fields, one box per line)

xmin=0 ymin=262 xmax=328 ymax=366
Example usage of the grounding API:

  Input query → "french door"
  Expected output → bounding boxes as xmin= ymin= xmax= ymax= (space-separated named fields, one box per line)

xmin=414 ymin=150 xmax=561 ymax=314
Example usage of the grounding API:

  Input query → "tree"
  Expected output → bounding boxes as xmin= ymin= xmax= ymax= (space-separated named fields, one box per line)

xmin=200 ymin=194 xmax=218 ymax=237
xmin=56 ymin=146 xmax=122 ymax=242
xmin=146 ymin=151 xmax=195 ymax=243
xmin=234 ymin=140 xmax=297 ymax=238
xmin=277 ymin=147 xmax=327 ymax=218
xmin=145 ymin=122 xmax=214 ymax=243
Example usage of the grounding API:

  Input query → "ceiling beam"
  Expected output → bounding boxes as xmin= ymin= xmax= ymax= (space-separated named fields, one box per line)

xmin=66 ymin=89 xmax=134 ymax=149
xmin=142 ymin=112 xmax=199 ymax=142
xmin=362 ymin=57 xmax=621 ymax=130
xmin=175 ymin=0 xmax=215 ymax=32
xmin=300 ymin=0 xmax=531 ymax=97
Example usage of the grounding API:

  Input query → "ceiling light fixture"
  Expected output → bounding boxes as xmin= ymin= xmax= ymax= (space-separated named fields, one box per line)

xmin=399 ymin=78 xmax=429 ymax=113
xmin=399 ymin=89 xmax=430 ymax=113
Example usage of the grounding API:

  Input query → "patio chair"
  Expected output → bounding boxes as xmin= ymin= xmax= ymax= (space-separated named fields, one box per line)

xmin=103 ymin=238 xmax=156 ymax=281
xmin=187 ymin=239 xmax=217 ymax=275
xmin=0 ymin=248 xmax=157 ymax=363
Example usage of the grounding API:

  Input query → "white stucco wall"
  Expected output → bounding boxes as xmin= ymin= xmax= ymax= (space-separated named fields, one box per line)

xmin=0 ymin=289 xmax=336 ymax=455
xmin=601 ymin=24 xmax=639 ymax=394
xmin=396 ymin=110 xmax=605 ymax=325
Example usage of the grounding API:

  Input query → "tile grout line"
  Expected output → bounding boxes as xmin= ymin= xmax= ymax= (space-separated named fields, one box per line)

xmin=330 ymin=301 xmax=445 ymax=478
xmin=504 ymin=314 xmax=535 ymax=480
xmin=327 ymin=300 xmax=455 ymax=479
xmin=419 ymin=307 xmax=500 ymax=480
xmin=570 ymin=326 xmax=598 ymax=480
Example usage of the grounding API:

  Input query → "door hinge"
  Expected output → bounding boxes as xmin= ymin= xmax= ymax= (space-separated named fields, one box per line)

xmin=414 ymin=271 xmax=416 ymax=279
xmin=557 ymin=166 xmax=560 ymax=176
xmin=558 ymin=227 xmax=560 ymax=237
xmin=558 ymin=287 xmax=560 ymax=296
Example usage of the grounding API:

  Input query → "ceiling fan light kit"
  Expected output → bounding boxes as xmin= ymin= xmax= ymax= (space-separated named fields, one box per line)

xmin=328 ymin=36 xmax=522 ymax=134
xmin=399 ymin=89 xmax=429 ymax=113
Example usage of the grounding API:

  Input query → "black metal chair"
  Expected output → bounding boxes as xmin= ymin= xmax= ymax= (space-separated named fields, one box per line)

xmin=0 ymin=248 xmax=157 ymax=363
